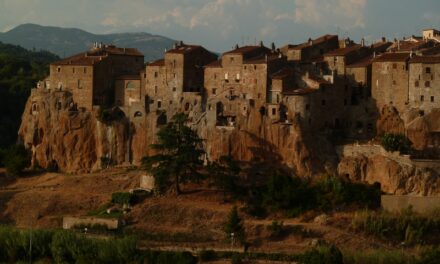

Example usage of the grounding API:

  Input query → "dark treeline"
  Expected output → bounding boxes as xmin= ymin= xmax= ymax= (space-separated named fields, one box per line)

xmin=0 ymin=42 xmax=59 ymax=150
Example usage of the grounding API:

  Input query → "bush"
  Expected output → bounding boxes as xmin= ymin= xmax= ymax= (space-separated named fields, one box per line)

xmin=199 ymin=250 xmax=216 ymax=262
xmin=300 ymin=245 xmax=343 ymax=264
xmin=224 ymin=206 xmax=245 ymax=244
xmin=111 ymin=192 xmax=135 ymax=206
xmin=3 ymin=144 xmax=30 ymax=176
xmin=381 ymin=133 xmax=412 ymax=154
xmin=267 ymin=221 xmax=284 ymax=239
xmin=351 ymin=209 xmax=440 ymax=245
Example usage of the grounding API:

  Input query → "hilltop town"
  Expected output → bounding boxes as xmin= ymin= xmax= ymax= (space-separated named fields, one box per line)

xmin=18 ymin=28 xmax=440 ymax=194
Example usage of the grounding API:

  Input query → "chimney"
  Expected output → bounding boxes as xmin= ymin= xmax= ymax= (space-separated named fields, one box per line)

xmin=382 ymin=37 xmax=386 ymax=42
xmin=410 ymin=50 xmax=414 ymax=58
xmin=235 ymin=44 xmax=239 ymax=49
xmin=265 ymin=54 xmax=268 ymax=62
xmin=373 ymin=51 xmax=376 ymax=58
xmin=271 ymin=42 xmax=276 ymax=51
xmin=173 ymin=42 xmax=177 ymax=49
xmin=179 ymin=40 xmax=184 ymax=46
xmin=308 ymin=38 xmax=313 ymax=46
xmin=361 ymin=38 xmax=365 ymax=47
xmin=259 ymin=40 xmax=264 ymax=47
xmin=397 ymin=40 xmax=400 ymax=51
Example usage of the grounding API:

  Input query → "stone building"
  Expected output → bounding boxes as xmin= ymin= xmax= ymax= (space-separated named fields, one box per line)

xmin=204 ymin=44 xmax=286 ymax=127
xmin=47 ymin=44 xmax=144 ymax=110
xmin=371 ymin=52 xmax=411 ymax=114
xmin=144 ymin=42 xmax=217 ymax=123
xmin=280 ymin=35 xmax=339 ymax=62
xmin=408 ymin=56 xmax=440 ymax=113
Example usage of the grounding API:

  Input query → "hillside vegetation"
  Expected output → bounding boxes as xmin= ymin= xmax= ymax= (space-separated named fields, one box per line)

xmin=0 ymin=42 xmax=59 ymax=150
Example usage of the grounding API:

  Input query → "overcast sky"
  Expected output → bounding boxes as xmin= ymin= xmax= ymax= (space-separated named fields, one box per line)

xmin=0 ymin=0 xmax=439 ymax=52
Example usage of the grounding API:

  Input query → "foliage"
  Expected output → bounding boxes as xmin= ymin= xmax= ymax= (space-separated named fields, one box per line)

xmin=224 ymin=206 xmax=245 ymax=244
xmin=381 ymin=133 xmax=412 ymax=154
xmin=3 ymin=144 xmax=31 ymax=176
xmin=267 ymin=220 xmax=285 ymax=239
xmin=208 ymin=154 xmax=240 ymax=199
xmin=142 ymin=113 xmax=205 ymax=194
xmin=300 ymin=245 xmax=344 ymax=264
xmin=351 ymin=208 xmax=440 ymax=245
xmin=343 ymin=249 xmax=417 ymax=264
xmin=111 ymin=192 xmax=135 ymax=206
xmin=0 ymin=42 xmax=59 ymax=149
xmin=142 ymin=250 xmax=197 ymax=264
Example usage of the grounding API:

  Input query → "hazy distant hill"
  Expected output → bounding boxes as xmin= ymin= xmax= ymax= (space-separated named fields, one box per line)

xmin=0 ymin=24 xmax=176 ymax=62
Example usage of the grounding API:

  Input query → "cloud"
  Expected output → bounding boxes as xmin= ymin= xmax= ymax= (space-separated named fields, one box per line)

xmin=293 ymin=0 xmax=367 ymax=29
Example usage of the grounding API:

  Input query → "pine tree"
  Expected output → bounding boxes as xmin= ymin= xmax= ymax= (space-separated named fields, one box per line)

xmin=142 ymin=113 xmax=205 ymax=194
xmin=224 ymin=206 xmax=245 ymax=244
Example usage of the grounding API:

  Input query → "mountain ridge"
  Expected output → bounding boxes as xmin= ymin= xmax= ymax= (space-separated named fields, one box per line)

xmin=0 ymin=23 xmax=176 ymax=62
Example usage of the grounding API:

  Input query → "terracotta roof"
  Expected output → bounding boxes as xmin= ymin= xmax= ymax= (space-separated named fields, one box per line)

xmin=291 ymin=35 xmax=338 ymax=50
xmin=308 ymin=74 xmax=331 ymax=85
xmin=324 ymin=44 xmax=364 ymax=56
xmin=148 ymin=59 xmax=165 ymax=66
xmin=387 ymin=40 xmax=434 ymax=52
xmin=271 ymin=67 xmax=295 ymax=79
xmin=52 ymin=52 xmax=100 ymax=66
xmin=373 ymin=52 xmax=410 ymax=62
xmin=283 ymin=87 xmax=316 ymax=95
xmin=116 ymin=75 xmax=141 ymax=80
xmin=371 ymin=42 xmax=393 ymax=53
xmin=87 ymin=46 xmax=143 ymax=57
xmin=346 ymin=55 xmax=374 ymax=68
xmin=243 ymin=53 xmax=282 ymax=64
xmin=205 ymin=60 xmax=222 ymax=68
xmin=223 ymin=45 xmax=271 ymax=55
xmin=167 ymin=44 xmax=204 ymax=54
xmin=409 ymin=55 xmax=440 ymax=64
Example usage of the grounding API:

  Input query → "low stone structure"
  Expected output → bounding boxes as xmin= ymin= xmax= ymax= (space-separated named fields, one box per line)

xmin=382 ymin=195 xmax=440 ymax=213
xmin=63 ymin=216 xmax=121 ymax=230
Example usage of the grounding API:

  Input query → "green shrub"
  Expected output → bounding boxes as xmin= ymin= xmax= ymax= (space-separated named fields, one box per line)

xmin=199 ymin=250 xmax=216 ymax=261
xmin=231 ymin=253 xmax=243 ymax=264
xmin=381 ymin=133 xmax=412 ymax=154
xmin=267 ymin=220 xmax=284 ymax=239
xmin=351 ymin=209 xmax=440 ymax=245
xmin=3 ymin=144 xmax=30 ymax=176
xmin=224 ymin=206 xmax=246 ymax=244
xmin=111 ymin=192 xmax=135 ymax=206
xmin=142 ymin=250 xmax=197 ymax=264
xmin=300 ymin=245 xmax=343 ymax=264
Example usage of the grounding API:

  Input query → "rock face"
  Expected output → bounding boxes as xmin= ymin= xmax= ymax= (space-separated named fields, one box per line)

xmin=19 ymin=90 xmax=131 ymax=173
xmin=19 ymin=90 xmax=337 ymax=176
xmin=338 ymin=154 xmax=440 ymax=195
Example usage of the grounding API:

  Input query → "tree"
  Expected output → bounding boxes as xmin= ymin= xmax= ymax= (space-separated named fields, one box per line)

xmin=3 ymin=144 xmax=31 ymax=176
xmin=207 ymin=154 xmax=240 ymax=199
xmin=224 ymin=206 xmax=245 ymax=244
xmin=142 ymin=113 xmax=205 ymax=195
xmin=381 ymin=133 xmax=412 ymax=154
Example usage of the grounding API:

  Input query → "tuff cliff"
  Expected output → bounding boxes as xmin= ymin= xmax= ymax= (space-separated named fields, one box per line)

xmin=18 ymin=90 xmax=337 ymax=176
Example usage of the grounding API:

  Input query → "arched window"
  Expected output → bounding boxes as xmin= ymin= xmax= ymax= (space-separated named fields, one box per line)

xmin=134 ymin=111 xmax=143 ymax=118
xmin=126 ymin=81 xmax=136 ymax=89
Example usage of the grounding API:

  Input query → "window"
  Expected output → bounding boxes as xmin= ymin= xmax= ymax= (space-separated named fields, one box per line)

xmin=212 ymin=88 xmax=217 ymax=95
xmin=225 ymin=73 xmax=229 ymax=80
xmin=169 ymin=100 xmax=173 ymax=105
xmin=84 ymin=67 xmax=87 ymax=74
xmin=306 ymin=104 xmax=310 ymax=110
xmin=157 ymin=101 xmax=162 ymax=109
xmin=421 ymin=95 xmax=424 ymax=102
xmin=57 ymin=67 xmax=61 ymax=73
xmin=236 ymin=73 xmax=240 ymax=80
xmin=77 ymin=79 xmax=82 ymax=89
xmin=126 ymin=81 xmax=135 ymax=89
xmin=431 ymin=96 xmax=435 ymax=102
xmin=154 ymin=72 xmax=158 ymax=78
xmin=214 ymin=74 xmax=217 ymax=79
xmin=392 ymin=63 xmax=397 ymax=69
xmin=426 ymin=67 xmax=431 ymax=74
xmin=425 ymin=81 xmax=431 ymax=87
xmin=254 ymin=65 xmax=257 ymax=70
xmin=172 ymin=87 xmax=176 ymax=92
xmin=415 ymin=81 xmax=419 ymax=87
xmin=272 ymin=108 xmax=276 ymax=116
xmin=154 ymin=86 xmax=158 ymax=94
xmin=393 ymin=80 xmax=396 ymax=85
xmin=230 ymin=57 xmax=234 ymax=63
xmin=258 ymin=93 xmax=261 ymax=99
xmin=72 ymin=67 xmax=75 ymax=73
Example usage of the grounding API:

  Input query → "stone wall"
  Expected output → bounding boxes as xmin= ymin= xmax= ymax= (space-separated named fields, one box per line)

xmin=408 ymin=62 xmax=440 ymax=113
xmin=382 ymin=195 xmax=440 ymax=213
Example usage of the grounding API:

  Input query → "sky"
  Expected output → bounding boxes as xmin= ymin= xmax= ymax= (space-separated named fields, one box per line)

xmin=0 ymin=0 xmax=439 ymax=52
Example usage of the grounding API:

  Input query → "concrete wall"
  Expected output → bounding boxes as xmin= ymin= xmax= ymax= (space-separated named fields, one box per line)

xmin=63 ymin=216 xmax=120 ymax=230
xmin=382 ymin=195 xmax=440 ymax=213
